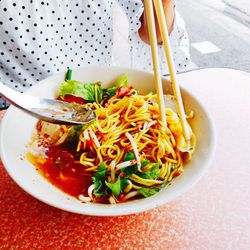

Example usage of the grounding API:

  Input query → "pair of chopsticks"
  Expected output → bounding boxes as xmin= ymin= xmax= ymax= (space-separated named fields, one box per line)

xmin=144 ymin=0 xmax=190 ymax=141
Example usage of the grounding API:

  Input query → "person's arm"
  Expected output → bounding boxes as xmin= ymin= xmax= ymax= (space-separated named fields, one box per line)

xmin=139 ymin=0 xmax=175 ymax=44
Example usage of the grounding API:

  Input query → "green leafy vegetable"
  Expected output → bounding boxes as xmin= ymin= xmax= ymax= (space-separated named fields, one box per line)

xmin=105 ymin=177 xmax=121 ymax=196
xmin=67 ymin=124 xmax=92 ymax=146
xmin=141 ymin=160 xmax=150 ymax=168
xmin=113 ymin=74 xmax=129 ymax=87
xmin=120 ymin=178 xmax=130 ymax=192
xmin=81 ymin=82 xmax=96 ymax=102
xmin=124 ymin=151 xmax=135 ymax=161
xmin=104 ymin=151 xmax=138 ymax=196
xmin=121 ymin=164 xmax=138 ymax=178
xmin=104 ymin=87 xmax=117 ymax=100
xmin=58 ymin=80 xmax=103 ymax=102
xmin=121 ymin=152 xmax=138 ymax=177
xmin=140 ymin=163 xmax=160 ymax=180
xmin=68 ymin=125 xmax=83 ymax=141
xmin=139 ymin=186 xmax=163 ymax=198
xmin=104 ymin=74 xmax=129 ymax=99
xmin=92 ymin=162 xmax=107 ymax=197
xmin=105 ymin=177 xmax=131 ymax=196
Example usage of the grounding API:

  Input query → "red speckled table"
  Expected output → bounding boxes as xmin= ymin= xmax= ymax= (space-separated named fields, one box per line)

xmin=0 ymin=68 xmax=250 ymax=249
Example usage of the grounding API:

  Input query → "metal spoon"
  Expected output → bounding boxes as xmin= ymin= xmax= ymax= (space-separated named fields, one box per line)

xmin=0 ymin=81 xmax=96 ymax=125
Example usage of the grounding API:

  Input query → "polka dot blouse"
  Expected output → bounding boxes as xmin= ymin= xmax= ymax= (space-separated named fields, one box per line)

xmin=0 ymin=0 xmax=190 ymax=108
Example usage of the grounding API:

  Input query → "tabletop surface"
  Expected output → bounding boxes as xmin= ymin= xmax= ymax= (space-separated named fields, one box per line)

xmin=0 ymin=68 xmax=250 ymax=250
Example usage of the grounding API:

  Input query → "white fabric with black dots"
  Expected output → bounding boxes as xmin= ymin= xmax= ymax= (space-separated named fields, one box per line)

xmin=0 ymin=0 xmax=190 ymax=108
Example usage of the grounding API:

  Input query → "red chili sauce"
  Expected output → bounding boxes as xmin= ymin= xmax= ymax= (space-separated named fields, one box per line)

xmin=28 ymin=143 xmax=93 ymax=198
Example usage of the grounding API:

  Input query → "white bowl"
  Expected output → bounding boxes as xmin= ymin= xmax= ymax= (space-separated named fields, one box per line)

xmin=0 ymin=67 xmax=216 ymax=216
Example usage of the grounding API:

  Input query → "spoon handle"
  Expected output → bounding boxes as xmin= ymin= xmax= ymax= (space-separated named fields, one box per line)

xmin=0 ymin=82 xmax=95 ymax=125
xmin=0 ymin=82 xmax=24 ymax=107
xmin=0 ymin=82 xmax=38 ymax=109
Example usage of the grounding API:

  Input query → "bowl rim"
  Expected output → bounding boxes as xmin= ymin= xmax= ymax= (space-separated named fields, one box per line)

xmin=0 ymin=66 xmax=217 ymax=216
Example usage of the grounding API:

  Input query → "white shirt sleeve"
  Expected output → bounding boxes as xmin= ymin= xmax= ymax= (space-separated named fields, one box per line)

xmin=117 ymin=0 xmax=191 ymax=74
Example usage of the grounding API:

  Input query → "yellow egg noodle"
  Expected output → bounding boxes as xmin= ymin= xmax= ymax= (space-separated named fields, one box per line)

xmin=74 ymin=93 xmax=196 ymax=203
xmin=29 ymin=82 xmax=196 ymax=204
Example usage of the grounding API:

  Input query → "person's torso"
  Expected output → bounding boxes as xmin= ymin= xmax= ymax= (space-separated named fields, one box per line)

xmin=0 ymin=0 xmax=114 ymax=107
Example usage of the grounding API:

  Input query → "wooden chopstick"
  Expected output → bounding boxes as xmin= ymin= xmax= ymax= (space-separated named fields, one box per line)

xmin=144 ymin=0 xmax=167 ymax=127
xmin=153 ymin=0 xmax=190 ymax=141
